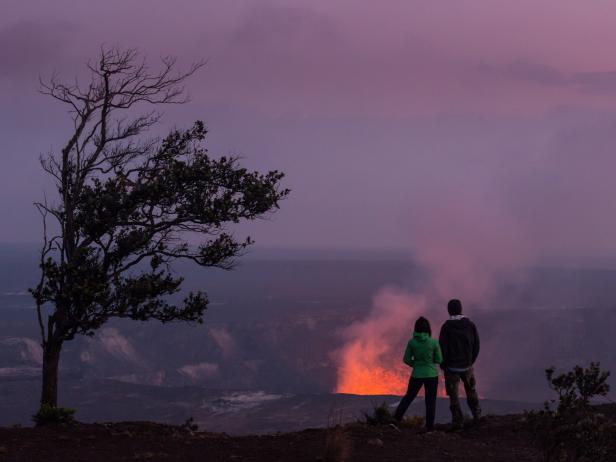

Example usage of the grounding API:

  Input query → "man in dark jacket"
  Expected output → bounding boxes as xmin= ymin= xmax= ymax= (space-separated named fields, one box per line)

xmin=439 ymin=299 xmax=481 ymax=428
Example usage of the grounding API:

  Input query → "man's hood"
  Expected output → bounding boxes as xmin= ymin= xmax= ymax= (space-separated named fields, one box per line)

xmin=446 ymin=317 xmax=473 ymax=331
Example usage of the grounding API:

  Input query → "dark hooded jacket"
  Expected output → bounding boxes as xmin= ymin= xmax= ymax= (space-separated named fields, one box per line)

xmin=438 ymin=317 xmax=480 ymax=370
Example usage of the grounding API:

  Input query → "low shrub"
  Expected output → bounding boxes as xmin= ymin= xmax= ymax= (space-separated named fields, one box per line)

xmin=181 ymin=416 xmax=199 ymax=432
xmin=33 ymin=404 xmax=76 ymax=426
xmin=525 ymin=362 xmax=616 ymax=462
xmin=399 ymin=414 xmax=425 ymax=429
xmin=363 ymin=402 xmax=394 ymax=425
xmin=363 ymin=402 xmax=425 ymax=428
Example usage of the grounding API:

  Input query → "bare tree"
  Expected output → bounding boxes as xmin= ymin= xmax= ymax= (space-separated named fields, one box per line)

xmin=31 ymin=47 xmax=289 ymax=411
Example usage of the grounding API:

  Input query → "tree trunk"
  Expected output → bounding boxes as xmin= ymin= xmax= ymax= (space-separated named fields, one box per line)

xmin=40 ymin=340 xmax=62 ymax=408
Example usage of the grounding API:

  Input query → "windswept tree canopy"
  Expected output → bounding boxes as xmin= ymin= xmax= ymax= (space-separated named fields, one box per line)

xmin=32 ymin=47 xmax=288 ymax=367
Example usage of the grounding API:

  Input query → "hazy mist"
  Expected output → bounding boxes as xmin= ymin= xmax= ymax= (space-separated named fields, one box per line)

xmin=2 ymin=0 xmax=616 ymax=269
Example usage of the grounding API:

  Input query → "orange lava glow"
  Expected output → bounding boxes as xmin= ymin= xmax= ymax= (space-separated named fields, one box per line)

xmin=336 ymin=363 xmax=409 ymax=396
xmin=336 ymin=353 xmax=448 ymax=398
xmin=334 ymin=287 xmax=448 ymax=398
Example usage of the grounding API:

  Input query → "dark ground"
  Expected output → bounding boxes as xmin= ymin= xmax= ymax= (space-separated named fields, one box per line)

xmin=0 ymin=412 xmax=551 ymax=462
xmin=7 ymin=402 xmax=616 ymax=461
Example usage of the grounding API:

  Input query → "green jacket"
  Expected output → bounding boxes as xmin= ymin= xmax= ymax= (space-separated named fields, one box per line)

xmin=403 ymin=332 xmax=443 ymax=378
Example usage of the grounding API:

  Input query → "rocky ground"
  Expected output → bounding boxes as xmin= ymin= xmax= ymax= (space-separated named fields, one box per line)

xmin=0 ymin=412 xmax=549 ymax=462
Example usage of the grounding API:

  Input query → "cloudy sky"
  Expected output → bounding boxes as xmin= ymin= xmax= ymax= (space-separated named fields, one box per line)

xmin=2 ymin=0 xmax=616 ymax=265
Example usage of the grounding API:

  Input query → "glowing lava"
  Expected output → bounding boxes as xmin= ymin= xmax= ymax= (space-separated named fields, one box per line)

xmin=335 ymin=287 xmax=422 ymax=395
xmin=335 ymin=342 xmax=410 ymax=395
xmin=335 ymin=287 xmax=449 ymax=397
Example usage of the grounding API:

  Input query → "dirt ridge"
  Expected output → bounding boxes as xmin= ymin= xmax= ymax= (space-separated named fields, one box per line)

xmin=0 ymin=410 xmax=561 ymax=462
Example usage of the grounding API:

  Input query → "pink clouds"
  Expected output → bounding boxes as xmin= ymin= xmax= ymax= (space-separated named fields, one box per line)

xmin=209 ymin=327 xmax=236 ymax=358
xmin=178 ymin=362 xmax=220 ymax=381
xmin=2 ymin=0 xmax=616 ymax=258
xmin=5 ymin=1 xmax=616 ymax=116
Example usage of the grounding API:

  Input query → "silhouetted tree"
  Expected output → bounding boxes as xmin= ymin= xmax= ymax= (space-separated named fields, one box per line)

xmin=31 ymin=47 xmax=289 ymax=411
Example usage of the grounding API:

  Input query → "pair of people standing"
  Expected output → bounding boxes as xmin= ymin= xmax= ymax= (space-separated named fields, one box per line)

xmin=393 ymin=299 xmax=481 ymax=431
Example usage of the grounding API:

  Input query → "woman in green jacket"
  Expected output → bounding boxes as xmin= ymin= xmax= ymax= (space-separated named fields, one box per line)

xmin=393 ymin=316 xmax=443 ymax=430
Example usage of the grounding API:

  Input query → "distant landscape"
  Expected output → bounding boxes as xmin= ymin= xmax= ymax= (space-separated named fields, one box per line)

xmin=4 ymin=3 xmax=616 ymax=460
xmin=1 ymin=243 xmax=615 ymax=433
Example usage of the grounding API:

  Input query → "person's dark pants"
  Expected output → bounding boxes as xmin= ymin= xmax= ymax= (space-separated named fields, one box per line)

xmin=394 ymin=376 xmax=438 ymax=429
xmin=444 ymin=367 xmax=481 ymax=427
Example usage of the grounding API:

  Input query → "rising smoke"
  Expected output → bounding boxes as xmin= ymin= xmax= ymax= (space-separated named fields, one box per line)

xmin=333 ymin=118 xmax=616 ymax=396
xmin=334 ymin=288 xmax=428 ymax=395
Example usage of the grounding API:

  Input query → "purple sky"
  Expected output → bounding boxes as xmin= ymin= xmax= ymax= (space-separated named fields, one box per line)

xmin=3 ymin=0 xmax=616 ymax=266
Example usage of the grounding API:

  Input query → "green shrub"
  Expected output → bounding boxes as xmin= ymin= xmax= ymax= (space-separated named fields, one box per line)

xmin=181 ymin=416 xmax=198 ymax=432
xmin=546 ymin=362 xmax=610 ymax=413
xmin=33 ymin=404 xmax=76 ymax=426
xmin=363 ymin=402 xmax=425 ymax=428
xmin=363 ymin=402 xmax=394 ymax=425
xmin=399 ymin=414 xmax=425 ymax=429
xmin=525 ymin=362 xmax=616 ymax=462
